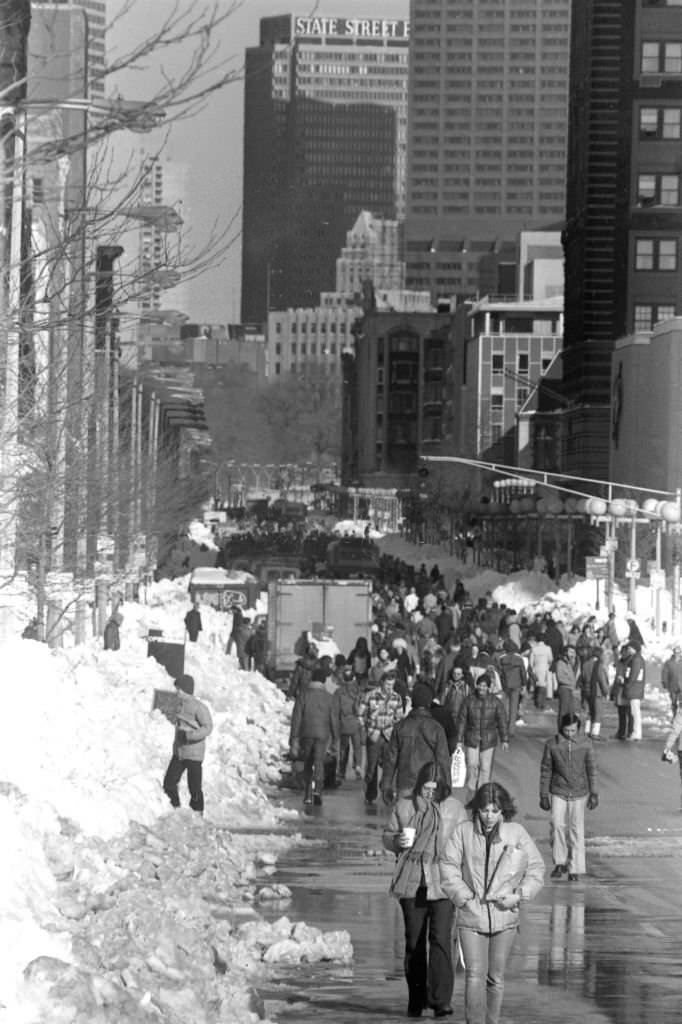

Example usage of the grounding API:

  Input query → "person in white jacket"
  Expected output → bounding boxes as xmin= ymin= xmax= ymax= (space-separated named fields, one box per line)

xmin=439 ymin=782 xmax=544 ymax=1024
xmin=528 ymin=636 xmax=554 ymax=711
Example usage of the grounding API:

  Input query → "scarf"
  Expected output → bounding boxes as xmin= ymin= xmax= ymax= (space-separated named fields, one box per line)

xmin=389 ymin=798 xmax=442 ymax=899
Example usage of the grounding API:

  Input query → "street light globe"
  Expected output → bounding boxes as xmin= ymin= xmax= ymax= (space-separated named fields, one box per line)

xmin=565 ymin=496 xmax=577 ymax=514
xmin=510 ymin=499 xmax=521 ymax=514
xmin=661 ymin=502 xmax=681 ymax=523
xmin=643 ymin=498 xmax=660 ymax=515
xmin=576 ymin=498 xmax=588 ymax=514
xmin=536 ymin=498 xmax=548 ymax=515
xmin=587 ymin=497 xmax=607 ymax=516
xmin=548 ymin=497 xmax=564 ymax=515
xmin=520 ymin=496 xmax=535 ymax=513
xmin=608 ymin=499 xmax=627 ymax=518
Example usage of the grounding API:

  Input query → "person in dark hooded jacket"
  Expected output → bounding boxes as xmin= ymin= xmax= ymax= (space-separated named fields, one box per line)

xmin=382 ymin=682 xmax=451 ymax=804
xmin=290 ymin=668 xmax=340 ymax=805
xmin=103 ymin=610 xmax=123 ymax=650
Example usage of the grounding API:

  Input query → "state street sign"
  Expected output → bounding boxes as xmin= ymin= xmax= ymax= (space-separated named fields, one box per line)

xmin=585 ymin=556 xmax=609 ymax=580
xmin=650 ymin=569 xmax=666 ymax=590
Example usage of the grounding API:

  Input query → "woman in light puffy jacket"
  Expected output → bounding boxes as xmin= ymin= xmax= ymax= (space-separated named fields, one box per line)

xmin=439 ymin=782 xmax=544 ymax=1024
xmin=383 ymin=762 xmax=467 ymax=1019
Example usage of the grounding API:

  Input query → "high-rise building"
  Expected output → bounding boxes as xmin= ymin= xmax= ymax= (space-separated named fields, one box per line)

xmin=404 ymin=0 xmax=571 ymax=304
xmin=33 ymin=1 xmax=107 ymax=97
xmin=241 ymin=13 xmax=409 ymax=324
xmin=562 ymin=0 xmax=682 ymax=479
xmin=336 ymin=211 xmax=405 ymax=296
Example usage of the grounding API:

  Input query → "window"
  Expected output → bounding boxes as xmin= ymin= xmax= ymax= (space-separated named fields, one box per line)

xmin=492 ymin=353 xmax=504 ymax=373
xmin=275 ymin=362 xmax=281 ymax=375
xmin=518 ymin=353 xmax=529 ymax=375
xmin=641 ymin=41 xmax=682 ymax=74
xmin=291 ymin=342 xmax=297 ymax=354
xmin=634 ymin=303 xmax=676 ymax=330
xmin=642 ymin=106 xmax=682 ymax=140
xmin=637 ymin=173 xmax=680 ymax=205
xmin=635 ymin=238 xmax=677 ymax=270
xmin=516 ymin=387 xmax=529 ymax=407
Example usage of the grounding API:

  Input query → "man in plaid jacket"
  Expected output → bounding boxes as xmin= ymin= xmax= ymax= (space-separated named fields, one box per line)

xmin=358 ymin=669 xmax=404 ymax=804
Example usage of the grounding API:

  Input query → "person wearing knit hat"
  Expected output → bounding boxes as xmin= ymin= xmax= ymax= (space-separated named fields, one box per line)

xmin=382 ymin=679 xmax=450 ymax=804
xmin=162 ymin=674 xmax=213 ymax=814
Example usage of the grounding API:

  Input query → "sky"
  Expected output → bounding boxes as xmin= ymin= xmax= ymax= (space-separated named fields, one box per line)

xmin=107 ymin=0 xmax=409 ymax=322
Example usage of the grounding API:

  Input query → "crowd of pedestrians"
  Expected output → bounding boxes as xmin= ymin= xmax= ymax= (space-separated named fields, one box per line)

xmin=284 ymin=561 xmax=678 ymax=1020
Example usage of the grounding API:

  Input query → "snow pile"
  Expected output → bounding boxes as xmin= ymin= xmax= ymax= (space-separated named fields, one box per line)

xmin=0 ymin=604 xmax=351 ymax=1024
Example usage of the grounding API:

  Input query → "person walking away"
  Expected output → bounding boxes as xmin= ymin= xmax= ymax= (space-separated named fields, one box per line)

xmin=661 ymin=645 xmax=682 ymax=718
xmin=337 ymin=666 xmax=363 ymax=780
xmin=384 ymin=762 xmax=467 ymax=1019
xmin=497 ymin=640 xmax=527 ymax=738
xmin=289 ymin=667 xmax=340 ymax=805
xmin=622 ymin=641 xmax=646 ymax=740
xmin=103 ymin=610 xmax=123 ymax=651
xmin=584 ymin=646 xmax=611 ymax=740
xmin=429 ymin=694 xmax=458 ymax=756
xmin=528 ymin=636 xmax=553 ymax=711
xmin=358 ymin=668 xmax=404 ymax=805
xmin=162 ymin=674 xmax=213 ymax=813
xmin=227 ymin=606 xmax=251 ymax=669
xmin=288 ymin=643 xmax=319 ymax=701
xmin=348 ymin=635 xmax=372 ymax=686
xmin=454 ymin=674 xmax=508 ymax=798
xmin=661 ymin=705 xmax=682 ymax=809
xmin=439 ymin=782 xmax=545 ymax=1024
xmin=554 ymin=645 xmax=580 ymax=728
xmin=184 ymin=600 xmax=202 ymax=643
xmin=382 ymin=682 xmax=451 ymax=804
xmin=245 ymin=618 xmax=269 ymax=676
xmin=539 ymin=713 xmax=598 ymax=880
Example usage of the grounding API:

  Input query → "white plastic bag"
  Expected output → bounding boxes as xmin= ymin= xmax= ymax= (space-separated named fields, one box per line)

xmin=450 ymin=745 xmax=466 ymax=789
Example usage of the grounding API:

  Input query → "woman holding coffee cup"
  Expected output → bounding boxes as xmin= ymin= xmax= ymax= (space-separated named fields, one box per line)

xmin=383 ymin=762 xmax=467 ymax=1018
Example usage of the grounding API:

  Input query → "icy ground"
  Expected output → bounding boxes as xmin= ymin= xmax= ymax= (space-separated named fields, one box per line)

xmin=2 ymin=524 xmax=679 ymax=1023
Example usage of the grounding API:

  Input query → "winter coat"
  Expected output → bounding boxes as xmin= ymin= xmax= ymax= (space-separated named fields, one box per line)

xmin=429 ymin=701 xmax=458 ymax=754
xmin=455 ymin=692 xmax=508 ymax=751
xmin=288 ymin=655 xmax=316 ymax=700
xmin=586 ymin=659 xmax=610 ymax=701
xmin=382 ymin=708 xmax=451 ymax=798
xmin=622 ymin=652 xmax=646 ymax=701
xmin=383 ymin=795 xmax=468 ymax=900
xmin=539 ymin=733 xmax=597 ymax=801
xmin=439 ymin=819 xmax=545 ymax=934
xmin=498 ymin=652 xmax=527 ymax=692
xmin=290 ymin=680 xmax=339 ymax=746
xmin=528 ymin=641 xmax=553 ymax=686
xmin=337 ymin=681 xmax=362 ymax=736
xmin=173 ymin=693 xmax=213 ymax=762
xmin=661 ymin=657 xmax=682 ymax=700
xmin=103 ymin=614 xmax=122 ymax=651
xmin=184 ymin=608 xmax=202 ymax=642
xmin=555 ymin=656 xmax=579 ymax=690
xmin=358 ymin=684 xmax=404 ymax=741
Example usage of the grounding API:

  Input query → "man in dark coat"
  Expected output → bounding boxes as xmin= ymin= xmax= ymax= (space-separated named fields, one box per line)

xmin=290 ymin=668 xmax=340 ymax=805
xmin=184 ymin=600 xmax=203 ymax=643
xmin=381 ymin=682 xmax=450 ymax=803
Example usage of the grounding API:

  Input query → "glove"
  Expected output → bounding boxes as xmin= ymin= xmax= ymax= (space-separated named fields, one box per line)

xmin=587 ymin=793 xmax=599 ymax=810
xmin=539 ymin=795 xmax=551 ymax=812
xmin=382 ymin=789 xmax=394 ymax=806
xmin=662 ymin=749 xmax=675 ymax=763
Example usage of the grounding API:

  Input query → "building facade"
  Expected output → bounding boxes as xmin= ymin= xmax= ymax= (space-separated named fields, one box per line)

xmin=563 ymin=0 xmax=682 ymax=478
xmin=42 ymin=0 xmax=106 ymax=96
xmin=404 ymin=0 xmax=571 ymax=305
xmin=336 ymin=210 xmax=405 ymax=296
xmin=266 ymin=301 xmax=359 ymax=378
xmin=241 ymin=13 xmax=409 ymax=324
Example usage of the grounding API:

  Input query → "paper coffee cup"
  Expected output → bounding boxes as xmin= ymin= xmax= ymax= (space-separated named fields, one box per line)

xmin=402 ymin=827 xmax=416 ymax=847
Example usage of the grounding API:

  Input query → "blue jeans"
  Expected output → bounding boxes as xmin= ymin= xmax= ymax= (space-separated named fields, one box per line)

xmin=458 ymin=927 xmax=517 ymax=1024
xmin=364 ymin=735 xmax=389 ymax=801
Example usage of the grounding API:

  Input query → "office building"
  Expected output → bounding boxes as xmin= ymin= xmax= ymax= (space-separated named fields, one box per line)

xmin=34 ymin=0 xmax=106 ymax=96
xmin=405 ymin=0 xmax=571 ymax=304
xmin=562 ymin=0 xmax=682 ymax=478
xmin=241 ymin=13 xmax=409 ymax=323
xmin=336 ymin=211 xmax=405 ymax=296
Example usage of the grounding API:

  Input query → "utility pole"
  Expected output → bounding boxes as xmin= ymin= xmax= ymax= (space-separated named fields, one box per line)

xmin=0 ymin=0 xmax=31 ymax=580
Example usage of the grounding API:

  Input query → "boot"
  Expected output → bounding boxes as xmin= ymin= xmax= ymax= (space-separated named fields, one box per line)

xmin=303 ymin=782 xmax=313 ymax=805
xmin=312 ymin=781 xmax=322 ymax=806
xmin=591 ymin=722 xmax=602 ymax=740
xmin=584 ymin=719 xmax=592 ymax=737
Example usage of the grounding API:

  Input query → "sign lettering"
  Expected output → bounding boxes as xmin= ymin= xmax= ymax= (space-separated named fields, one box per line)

xmin=294 ymin=16 xmax=410 ymax=40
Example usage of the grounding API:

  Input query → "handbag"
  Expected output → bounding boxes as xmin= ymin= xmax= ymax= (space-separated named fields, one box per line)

xmin=450 ymin=745 xmax=466 ymax=789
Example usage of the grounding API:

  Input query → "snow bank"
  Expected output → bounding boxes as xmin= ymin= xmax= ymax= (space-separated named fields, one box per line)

xmin=1 ymin=593 xmax=350 ymax=1024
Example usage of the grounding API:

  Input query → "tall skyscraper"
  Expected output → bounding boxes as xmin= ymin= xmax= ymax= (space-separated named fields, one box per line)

xmin=562 ymin=0 xmax=682 ymax=479
xmin=404 ymin=0 xmax=571 ymax=304
xmin=31 ymin=1 xmax=107 ymax=97
xmin=241 ymin=13 xmax=409 ymax=324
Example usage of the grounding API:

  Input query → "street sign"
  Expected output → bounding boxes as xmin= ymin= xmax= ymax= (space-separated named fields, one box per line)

xmin=626 ymin=558 xmax=640 ymax=573
xmin=585 ymin=556 xmax=609 ymax=580
xmin=650 ymin=569 xmax=666 ymax=590
xmin=625 ymin=569 xmax=641 ymax=580
xmin=647 ymin=560 xmax=658 ymax=576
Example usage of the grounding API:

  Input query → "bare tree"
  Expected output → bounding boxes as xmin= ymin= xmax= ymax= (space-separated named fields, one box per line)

xmin=257 ymin=364 xmax=342 ymax=470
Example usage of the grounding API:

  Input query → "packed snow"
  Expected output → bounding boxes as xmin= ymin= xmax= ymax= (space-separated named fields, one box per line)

xmin=2 ymin=522 xmax=680 ymax=1023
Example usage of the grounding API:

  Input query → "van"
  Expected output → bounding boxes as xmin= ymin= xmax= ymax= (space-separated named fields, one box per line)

xmin=325 ymin=538 xmax=381 ymax=579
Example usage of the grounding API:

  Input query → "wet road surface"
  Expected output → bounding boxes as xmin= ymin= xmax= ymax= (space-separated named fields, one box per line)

xmin=260 ymin=703 xmax=682 ymax=1023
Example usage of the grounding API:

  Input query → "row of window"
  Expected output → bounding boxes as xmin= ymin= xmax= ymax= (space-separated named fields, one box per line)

xmin=273 ymin=322 xmax=347 ymax=335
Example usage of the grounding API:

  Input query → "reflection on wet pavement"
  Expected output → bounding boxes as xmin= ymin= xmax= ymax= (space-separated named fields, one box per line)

xmin=260 ymin=759 xmax=682 ymax=1023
